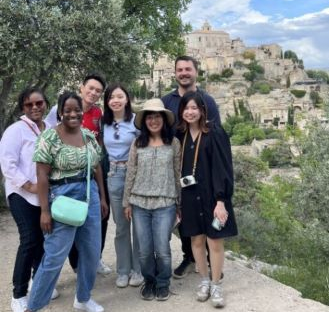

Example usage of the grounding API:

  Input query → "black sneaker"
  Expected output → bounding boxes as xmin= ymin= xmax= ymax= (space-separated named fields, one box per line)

xmin=173 ymin=258 xmax=193 ymax=279
xmin=156 ymin=286 xmax=170 ymax=301
xmin=140 ymin=282 xmax=155 ymax=300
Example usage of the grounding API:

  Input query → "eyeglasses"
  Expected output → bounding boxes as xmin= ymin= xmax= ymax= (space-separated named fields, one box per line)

xmin=23 ymin=100 xmax=45 ymax=109
xmin=113 ymin=121 xmax=120 ymax=140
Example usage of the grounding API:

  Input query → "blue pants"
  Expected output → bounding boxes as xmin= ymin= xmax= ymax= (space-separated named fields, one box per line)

xmin=107 ymin=164 xmax=140 ymax=275
xmin=133 ymin=205 xmax=176 ymax=288
xmin=8 ymin=193 xmax=44 ymax=298
xmin=27 ymin=180 xmax=101 ymax=311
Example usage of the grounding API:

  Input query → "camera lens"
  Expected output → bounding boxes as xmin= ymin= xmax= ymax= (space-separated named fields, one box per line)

xmin=183 ymin=178 xmax=189 ymax=185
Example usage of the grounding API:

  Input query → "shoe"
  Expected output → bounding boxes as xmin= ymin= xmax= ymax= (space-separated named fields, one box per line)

xmin=156 ymin=286 xmax=170 ymax=301
xmin=28 ymin=279 xmax=59 ymax=300
xmin=196 ymin=280 xmax=210 ymax=302
xmin=173 ymin=258 xmax=193 ymax=279
xmin=140 ymin=282 xmax=155 ymax=300
xmin=116 ymin=275 xmax=129 ymax=288
xmin=11 ymin=296 xmax=27 ymax=312
xmin=97 ymin=260 xmax=112 ymax=275
xmin=210 ymin=283 xmax=225 ymax=308
xmin=129 ymin=272 xmax=144 ymax=287
xmin=73 ymin=296 xmax=104 ymax=312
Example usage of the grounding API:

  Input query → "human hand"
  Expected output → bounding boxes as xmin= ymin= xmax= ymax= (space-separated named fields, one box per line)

xmin=124 ymin=205 xmax=132 ymax=221
xmin=22 ymin=182 xmax=38 ymax=194
xmin=40 ymin=210 xmax=52 ymax=234
xmin=213 ymin=201 xmax=228 ymax=225
xmin=100 ymin=199 xmax=109 ymax=219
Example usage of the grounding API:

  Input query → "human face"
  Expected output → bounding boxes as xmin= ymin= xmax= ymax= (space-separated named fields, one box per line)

xmin=182 ymin=100 xmax=201 ymax=126
xmin=108 ymin=88 xmax=128 ymax=114
xmin=175 ymin=60 xmax=197 ymax=89
xmin=23 ymin=92 xmax=46 ymax=123
xmin=80 ymin=79 xmax=104 ymax=107
xmin=145 ymin=112 xmax=164 ymax=135
xmin=60 ymin=98 xmax=83 ymax=129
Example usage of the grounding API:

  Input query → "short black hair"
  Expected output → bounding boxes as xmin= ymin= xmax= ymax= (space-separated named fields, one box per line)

xmin=83 ymin=73 xmax=106 ymax=90
xmin=57 ymin=91 xmax=83 ymax=121
xmin=103 ymin=83 xmax=133 ymax=125
xmin=135 ymin=111 xmax=174 ymax=148
xmin=175 ymin=55 xmax=198 ymax=71
xmin=18 ymin=86 xmax=49 ymax=111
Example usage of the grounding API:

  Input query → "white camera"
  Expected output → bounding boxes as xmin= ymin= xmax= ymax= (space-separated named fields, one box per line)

xmin=180 ymin=175 xmax=197 ymax=188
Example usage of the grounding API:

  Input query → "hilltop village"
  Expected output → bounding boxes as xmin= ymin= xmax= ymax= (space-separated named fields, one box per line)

xmin=141 ymin=22 xmax=329 ymax=128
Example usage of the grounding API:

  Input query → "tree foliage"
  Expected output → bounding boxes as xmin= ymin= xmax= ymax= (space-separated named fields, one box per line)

xmin=306 ymin=70 xmax=329 ymax=84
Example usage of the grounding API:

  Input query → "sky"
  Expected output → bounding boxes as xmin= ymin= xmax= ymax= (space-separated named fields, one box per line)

xmin=182 ymin=0 xmax=329 ymax=69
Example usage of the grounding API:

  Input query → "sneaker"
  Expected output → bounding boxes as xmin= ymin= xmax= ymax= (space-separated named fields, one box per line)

xmin=156 ymin=286 xmax=170 ymax=301
xmin=210 ymin=283 xmax=225 ymax=308
xmin=196 ymin=280 xmax=210 ymax=302
xmin=28 ymin=279 xmax=59 ymax=300
xmin=116 ymin=274 xmax=129 ymax=288
xmin=73 ymin=296 xmax=104 ymax=312
xmin=173 ymin=258 xmax=193 ymax=279
xmin=129 ymin=272 xmax=144 ymax=287
xmin=97 ymin=260 xmax=112 ymax=275
xmin=140 ymin=282 xmax=155 ymax=300
xmin=11 ymin=296 xmax=27 ymax=312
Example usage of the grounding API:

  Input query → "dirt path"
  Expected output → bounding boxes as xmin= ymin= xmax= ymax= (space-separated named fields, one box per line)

xmin=0 ymin=210 xmax=328 ymax=312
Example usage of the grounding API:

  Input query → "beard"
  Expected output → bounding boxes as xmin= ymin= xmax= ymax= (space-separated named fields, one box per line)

xmin=176 ymin=76 xmax=196 ymax=89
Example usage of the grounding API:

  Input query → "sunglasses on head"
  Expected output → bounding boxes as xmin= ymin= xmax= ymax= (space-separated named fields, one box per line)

xmin=23 ymin=100 xmax=45 ymax=109
xmin=113 ymin=121 xmax=120 ymax=140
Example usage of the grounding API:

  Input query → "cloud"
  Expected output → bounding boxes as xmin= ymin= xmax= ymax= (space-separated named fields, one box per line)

xmin=182 ymin=2 xmax=329 ymax=68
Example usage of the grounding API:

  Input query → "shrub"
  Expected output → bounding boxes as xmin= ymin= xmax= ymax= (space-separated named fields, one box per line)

xmin=221 ymin=68 xmax=234 ymax=78
xmin=260 ymin=141 xmax=293 ymax=168
xmin=242 ymin=50 xmax=255 ymax=60
xmin=290 ymin=89 xmax=306 ymax=98
xmin=254 ymin=82 xmax=272 ymax=94
xmin=208 ymin=73 xmax=222 ymax=82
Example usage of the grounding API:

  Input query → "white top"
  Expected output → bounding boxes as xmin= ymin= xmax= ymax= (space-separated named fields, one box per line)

xmin=44 ymin=105 xmax=58 ymax=128
xmin=0 ymin=115 xmax=50 ymax=206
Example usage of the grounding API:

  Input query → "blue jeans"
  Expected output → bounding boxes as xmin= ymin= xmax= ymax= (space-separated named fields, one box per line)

xmin=8 ymin=193 xmax=44 ymax=298
xmin=133 ymin=205 xmax=176 ymax=288
xmin=27 ymin=180 xmax=101 ymax=311
xmin=108 ymin=164 xmax=140 ymax=275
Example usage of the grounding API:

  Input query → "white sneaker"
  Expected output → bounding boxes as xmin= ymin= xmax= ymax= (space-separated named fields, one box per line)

xmin=116 ymin=274 xmax=129 ymax=288
xmin=28 ymin=279 xmax=59 ymax=300
xmin=196 ymin=280 xmax=210 ymax=302
xmin=97 ymin=259 xmax=112 ymax=275
xmin=11 ymin=296 xmax=27 ymax=312
xmin=129 ymin=272 xmax=144 ymax=287
xmin=210 ymin=283 xmax=225 ymax=308
xmin=73 ymin=296 xmax=104 ymax=312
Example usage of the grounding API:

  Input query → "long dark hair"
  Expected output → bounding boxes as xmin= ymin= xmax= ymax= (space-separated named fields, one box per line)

xmin=135 ymin=111 xmax=174 ymax=148
xmin=18 ymin=86 xmax=49 ymax=111
xmin=177 ymin=91 xmax=209 ymax=133
xmin=103 ymin=84 xmax=133 ymax=125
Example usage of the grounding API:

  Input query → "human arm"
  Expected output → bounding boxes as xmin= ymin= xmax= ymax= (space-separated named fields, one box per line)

xmin=204 ymin=93 xmax=221 ymax=125
xmin=94 ymin=163 xmax=109 ymax=219
xmin=210 ymin=127 xmax=233 ymax=223
xmin=36 ymin=162 xmax=53 ymax=233
xmin=173 ymin=137 xmax=182 ymax=209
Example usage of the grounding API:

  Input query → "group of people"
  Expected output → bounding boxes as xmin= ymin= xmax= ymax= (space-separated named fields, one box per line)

xmin=0 ymin=55 xmax=237 ymax=312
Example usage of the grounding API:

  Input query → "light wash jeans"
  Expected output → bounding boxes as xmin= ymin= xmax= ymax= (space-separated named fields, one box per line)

xmin=133 ymin=204 xmax=176 ymax=288
xmin=107 ymin=164 xmax=140 ymax=276
xmin=27 ymin=180 xmax=101 ymax=311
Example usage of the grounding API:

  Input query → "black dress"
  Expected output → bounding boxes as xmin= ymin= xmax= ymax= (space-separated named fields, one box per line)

xmin=177 ymin=125 xmax=238 ymax=239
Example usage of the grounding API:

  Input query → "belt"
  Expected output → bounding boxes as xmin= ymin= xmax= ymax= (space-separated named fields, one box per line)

xmin=110 ymin=161 xmax=127 ymax=165
xmin=49 ymin=176 xmax=93 ymax=186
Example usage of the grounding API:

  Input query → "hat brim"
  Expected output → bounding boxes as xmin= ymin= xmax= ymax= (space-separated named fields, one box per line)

xmin=134 ymin=108 xmax=175 ymax=130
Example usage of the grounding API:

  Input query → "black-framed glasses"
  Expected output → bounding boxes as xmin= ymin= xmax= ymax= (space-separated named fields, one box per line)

xmin=23 ymin=100 xmax=45 ymax=109
xmin=113 ymin=121 xmax=120 ymax=140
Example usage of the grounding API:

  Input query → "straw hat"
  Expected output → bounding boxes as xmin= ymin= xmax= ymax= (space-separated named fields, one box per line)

xmin=134 ymin=98 xmax=175 ymax=130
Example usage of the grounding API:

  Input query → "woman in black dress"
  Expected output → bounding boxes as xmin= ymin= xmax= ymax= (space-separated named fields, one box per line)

xmin=177 ymin=91 xmax=237 ymax=308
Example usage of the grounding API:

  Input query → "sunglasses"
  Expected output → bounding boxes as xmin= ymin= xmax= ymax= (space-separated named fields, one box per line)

xmin=113 ymin=121 xmax=120 ymax=140
xmin=23 ymin=100 xmax=45 ymax=109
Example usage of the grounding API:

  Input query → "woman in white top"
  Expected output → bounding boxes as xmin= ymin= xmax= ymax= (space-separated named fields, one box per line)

xmin=102 ymin=84 xmax=142 ymax=288
xmin=0 ymin=87 xmax=53 ymax=312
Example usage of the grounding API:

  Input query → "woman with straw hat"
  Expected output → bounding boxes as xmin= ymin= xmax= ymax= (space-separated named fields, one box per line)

xmin=123 ymin=98 xmax=181 ymax=302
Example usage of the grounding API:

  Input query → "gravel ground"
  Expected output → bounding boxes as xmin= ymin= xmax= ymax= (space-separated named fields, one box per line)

xmin=1 ymin=209 xmax=328 ymax=312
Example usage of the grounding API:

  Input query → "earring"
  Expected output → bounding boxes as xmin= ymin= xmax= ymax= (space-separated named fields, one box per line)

xmin=61 ymin=116 xmax=64 ymax=121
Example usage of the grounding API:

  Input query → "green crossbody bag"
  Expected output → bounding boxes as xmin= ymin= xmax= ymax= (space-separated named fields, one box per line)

xmin=51 ymin=132 xmax=91 ymax=226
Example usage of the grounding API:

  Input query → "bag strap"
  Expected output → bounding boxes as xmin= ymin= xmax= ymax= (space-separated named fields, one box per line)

xmin=81 ymin=130 xmax=91 ymax=204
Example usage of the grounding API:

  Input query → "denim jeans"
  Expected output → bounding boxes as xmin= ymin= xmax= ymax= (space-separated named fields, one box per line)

xmin=8 ymin=193 xmax=44 ymax=298
xmin=133 ymin=205 xmax=176 ymax=288
xmin=27 ymin=180 xmax=101 ymax=311
xmin=108 ymin=164 xmax=140 ymax=275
